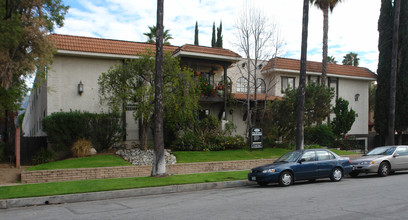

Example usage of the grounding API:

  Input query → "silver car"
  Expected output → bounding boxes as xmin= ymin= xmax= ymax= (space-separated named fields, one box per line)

xmin=350 ymin=145 xmax=408 ymax=177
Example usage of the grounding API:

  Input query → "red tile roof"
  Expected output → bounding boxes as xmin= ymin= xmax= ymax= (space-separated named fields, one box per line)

xmin=49 ymin=34 xmax=241 ymax=59
xmin=173 ymin=44 xmax=241 ymax=58
xmin=49 ymin=34 xmax=179 ymax=56
xmin=232 ymin=93 xmax=282 ymax=101
xmin=264 ymin=57 xmax=377 ymax=79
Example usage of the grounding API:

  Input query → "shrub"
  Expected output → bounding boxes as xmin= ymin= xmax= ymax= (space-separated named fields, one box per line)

xmin=172 ymin=131 xmax=204 ymax=151
xmin=88 ymin=113 xmax=123 ymax=152
xmin=305 ymin=124 xmax=335 ymax=147
xmin=43 ymin=111 xmax=91 ymax=152
xmin=43 ymin=111 xmax=123 ymax=155
xmin=32 ymin=148 xmax=54 ymax=164
xmin=219 ymin=135 xmax=246 ymax=150
xmin=72 ymin=139 xmax=93 ymax=157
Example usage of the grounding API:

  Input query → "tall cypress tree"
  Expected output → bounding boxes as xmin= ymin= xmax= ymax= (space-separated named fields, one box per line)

xmin=211 ymin=22 xmax=216 ymax=47
xmin=216 ymin=21 xmax=223 ymax=48
xmin=194 ymin=21 xmax=199 ymax=45
xmin=396 ymin=0 xmax=408 ymax=143
xmin=375 ymin=0 xmax=393 ymax=140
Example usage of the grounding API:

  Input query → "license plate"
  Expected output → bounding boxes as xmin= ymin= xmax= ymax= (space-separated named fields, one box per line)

xmin=251 ymin=177 xmax=256 ymax=181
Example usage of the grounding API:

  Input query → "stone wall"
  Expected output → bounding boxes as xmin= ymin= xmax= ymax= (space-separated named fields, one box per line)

xmin=21 ymin=159 xmax=276 ymax=184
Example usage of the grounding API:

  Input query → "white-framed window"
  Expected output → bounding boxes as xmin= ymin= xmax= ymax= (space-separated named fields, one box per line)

xmin=256 ymin=78 xmax=266 ymax=94
xmin=281 ymin=76 xmax=295 ymax=92
xmin=328 ymin=77 xmax=338 ymax=99
xmin=237 ymin=77 xmax=247 ymax=93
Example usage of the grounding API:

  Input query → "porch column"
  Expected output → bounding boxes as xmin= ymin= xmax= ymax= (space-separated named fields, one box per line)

xmin=223 ymin=64 xmax=229 ymax=120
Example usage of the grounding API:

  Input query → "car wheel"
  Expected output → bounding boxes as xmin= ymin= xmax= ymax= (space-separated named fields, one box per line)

xmin=330 ymin=167 xmax=343 ymax=182
xmin=257 ymin=181 xmax=268 ymax=187
xmin=378 ymin=162 xmax=390 ymax=177
xmin=278 ymin=171 xmax=293 ymax=187
xmin=349 ymin=171 xmax=359 ymax=178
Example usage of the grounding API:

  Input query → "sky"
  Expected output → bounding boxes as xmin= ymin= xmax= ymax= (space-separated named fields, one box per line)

xmin=55 ymin=0 xmax=381 ymax=73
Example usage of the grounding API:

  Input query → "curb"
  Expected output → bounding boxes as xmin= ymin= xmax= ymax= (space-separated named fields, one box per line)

xmin=0 ymin=180 xmax=255 ymax=209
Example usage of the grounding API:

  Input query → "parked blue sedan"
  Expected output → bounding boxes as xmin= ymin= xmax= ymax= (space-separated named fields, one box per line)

xmin=248 ymin=149 xmax=353 ymax=187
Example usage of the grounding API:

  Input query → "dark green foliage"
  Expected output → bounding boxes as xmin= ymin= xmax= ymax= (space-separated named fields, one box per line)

xmin=331 ymin=98 xmax=355 ymax=138
xmin=211 ymin=22 xmax=216 ymax=47
xmin=375 ymin=0 xmax=394 ymax=138
xmin=305 ymin=124 xmax=335 ymax=147
xmin=396 ymin=0 xmax=408 ymax=136
xmin=0 ymin=79 xmax=27 ymax=117
xmin=42 ymin=111 xmax=123 ymax=153
xmin=172 ymin=131 xmax=204 ymax=151
xmin=42 ymin=111 xmax=90 ymax=152
xmin=32 ymin=148 xmax=54 ymax=165
xmin=216 ymin=21 xmax=223 ymax=48
xmin=342 ymin=52 xmax=359 ymax=66
xmin=267 ymin=83 xmax=334 ymax=143
xmin=88 ymin=113 xmax=124 ymax=152
xmin=194 ymin=21 xmax=199 ymax=45
xmin=172 ymin=115 xmax=245 ymax=151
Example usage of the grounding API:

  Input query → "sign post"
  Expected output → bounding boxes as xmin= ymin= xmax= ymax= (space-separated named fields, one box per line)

xmin=250 ymin=128 xmax=263 ymax=151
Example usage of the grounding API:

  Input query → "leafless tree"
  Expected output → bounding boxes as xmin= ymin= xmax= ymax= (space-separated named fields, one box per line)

xmin=234 ymin=2 xmax=283 ymax=133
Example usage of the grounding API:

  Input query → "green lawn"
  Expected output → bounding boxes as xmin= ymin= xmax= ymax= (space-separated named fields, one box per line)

xmin=1 ymin=148 xmax=359 ymax=199
xmin=174 ymin=148 xmax=291 ymax=163
xmin=0 ymin=171 xmax=248 ymax=199
xmin=26 ymin=148 xmax=358 ymax=171
xmin=26 ymin=155 xmax=131 ymax=171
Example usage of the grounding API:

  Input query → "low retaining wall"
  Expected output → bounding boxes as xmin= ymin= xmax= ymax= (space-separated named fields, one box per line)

xmin=21 ymin=155 xmax=361 ymax=184
xmin=21 ymin=159 xmax=276 ymax=184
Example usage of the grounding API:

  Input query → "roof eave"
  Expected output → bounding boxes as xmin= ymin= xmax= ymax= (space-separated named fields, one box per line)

xmin=266 ymin=68 xmax=377 ymax=81
xmin=57 ymin=49 xmax=141 ymax=59
xmin=173 ymin=51 xmax=241 ymax=63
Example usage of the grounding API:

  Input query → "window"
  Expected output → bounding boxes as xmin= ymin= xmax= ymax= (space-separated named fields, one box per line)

xmin=256 ymin=78 xmax=266 ymax=94
xmin=281 ymin=76 xmax=295 ymax=92
xmin=396 ymin=147 xmax=408 ymax=156
xmin=316 ymin=151 xmax=335 ymax=161
xmin=328 ymin=77 xmax=338 ymax=99
xmin=301 ymin=151 xmax=316 ymax=162
xmin=236 ymin=77 xmax=247 ymax=93
xmin=308 ymin=75 xmax=320 ymax=84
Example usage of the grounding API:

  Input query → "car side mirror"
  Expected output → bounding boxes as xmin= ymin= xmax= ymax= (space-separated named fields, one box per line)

xmin=298 ymin=158 xmax=306 ymax=164
xmin=394 ymin=153 xmax=400 ymax=158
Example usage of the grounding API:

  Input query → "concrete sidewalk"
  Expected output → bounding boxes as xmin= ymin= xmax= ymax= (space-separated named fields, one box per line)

xmin=0 ymin=180 xmax=255 ymax=209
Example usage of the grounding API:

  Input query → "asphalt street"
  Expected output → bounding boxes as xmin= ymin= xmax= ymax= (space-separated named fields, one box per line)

xmin=1 ymin=172 xmax=408 ymax=220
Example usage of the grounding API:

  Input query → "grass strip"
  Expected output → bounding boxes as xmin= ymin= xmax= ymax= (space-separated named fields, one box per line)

xmin=0 ymin=171 xmax=248 ymax=199
xmin=173 ymin=148 xmax=291 ymax=163
xmin=26 ymin=155 xmax=131 ymax=171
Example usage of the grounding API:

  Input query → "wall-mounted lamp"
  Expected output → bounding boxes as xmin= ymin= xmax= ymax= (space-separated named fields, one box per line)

xmin=258 ymin=64 xmax=263 ymax=69
xmin=355 ymin=93 xmax=360 ymax=101
xmin=242 ymin=62 xmax=246 ymax=68
xmin=78 ymin=81 xmax=84 ymax=95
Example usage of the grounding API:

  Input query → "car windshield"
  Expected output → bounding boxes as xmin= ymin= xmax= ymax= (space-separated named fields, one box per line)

xmin=275 ymin=151 xmax=303 ymax=163
xmin=366 ymin=147 xmax=396 ymax=156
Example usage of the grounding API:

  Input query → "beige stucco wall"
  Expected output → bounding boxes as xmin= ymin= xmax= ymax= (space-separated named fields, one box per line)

xmin=47 ymin=55 xmax=118 ymax=114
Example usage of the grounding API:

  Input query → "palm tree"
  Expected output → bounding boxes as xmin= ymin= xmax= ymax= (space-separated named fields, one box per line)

xmin=143 ymin=25 xmax=173 ymax=45
xmin=296 ymin=0 xmax=310 ymax=150
xmin=342 ymin=52 xmax=360 ymax=66
xmin=327 ymin=55 xmax=337 ymax=64
xmin=310 ymin=0 xmax=342 ymax=85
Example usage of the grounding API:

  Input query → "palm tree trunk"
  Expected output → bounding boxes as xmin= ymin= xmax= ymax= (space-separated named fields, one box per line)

xmin=296 ymin=0 xmax=309 ymax=150
xmin=152 ymin=0 xmax=167 ymax=177
xmin=387 ymin=0 xmax=400 ymax=145
xmin=321 ymin=6 xmax=329 ymax=86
